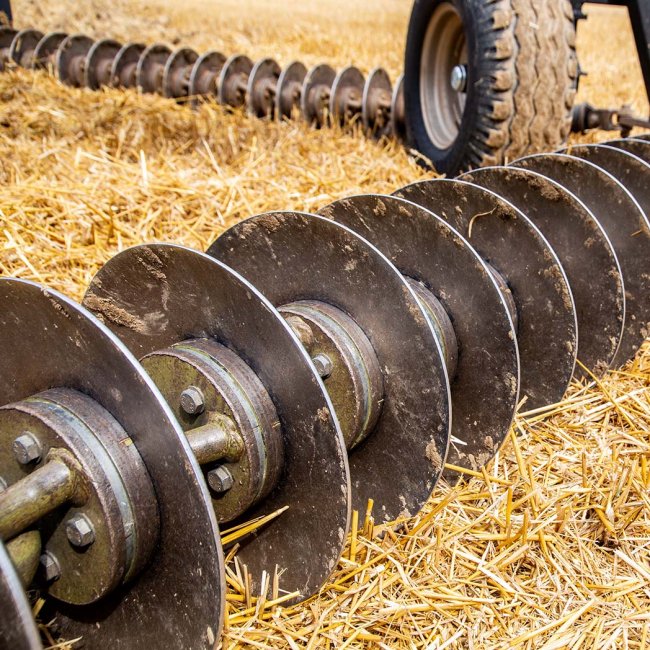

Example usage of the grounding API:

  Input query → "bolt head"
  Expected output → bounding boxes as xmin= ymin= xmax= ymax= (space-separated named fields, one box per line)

xmin=180 ymin=386 xmax=205 ymax=416
xmin=12 ymin=432 xmax=42 ymax=465
xmin=207 ymin=466 xmax=234 ymax=493
xmin=40 ymin=552 xmax=61 ymax=582
xmin=312 ymin=353 xmax=334 ymax=379
xmin=65 ymin=513 xmax=95 ymax=548
xmin=450 ymin=64 xmax=468 ymax=92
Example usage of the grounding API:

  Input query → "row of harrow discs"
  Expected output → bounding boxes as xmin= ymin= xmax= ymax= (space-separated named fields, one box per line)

xmin=1 ymin=138 xmax=650 ymax=649
xmin=0 ymin=26 xmax=406 ymax=137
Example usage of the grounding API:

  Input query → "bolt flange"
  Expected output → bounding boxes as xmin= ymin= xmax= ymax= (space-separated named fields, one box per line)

xmin=207 ymin=466 xmax=234 ymax=493
xmin=180 ymin=386 xmax=205 ymax=415
xmin=40 ymin=551 xmax=61 ymax=582
xmin=12 ymin=432 xmax=42 ymax=465
xmin=65 ymin=513 xmax=96 ymax=548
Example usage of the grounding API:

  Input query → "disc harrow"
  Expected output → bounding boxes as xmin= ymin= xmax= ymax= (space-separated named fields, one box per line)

xmin=0 ymin=26 xmax=406 ymax=137
xmin=1 ymin=139 xmax=649 ymax=649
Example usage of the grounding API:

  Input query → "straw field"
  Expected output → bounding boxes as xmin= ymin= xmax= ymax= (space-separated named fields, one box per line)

xmin=2 ymin=1 xmax=650 ymax=648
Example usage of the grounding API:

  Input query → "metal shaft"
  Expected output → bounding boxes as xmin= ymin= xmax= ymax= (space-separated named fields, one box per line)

xmin=0 ymin=457 xmax=78 ymax=541
xmin=185 ymin=417 xmax=243 ymax=465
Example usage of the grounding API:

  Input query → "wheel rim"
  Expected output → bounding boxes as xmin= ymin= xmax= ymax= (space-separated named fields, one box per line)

xmin=420 ymin=2 xmax=467 ymax=150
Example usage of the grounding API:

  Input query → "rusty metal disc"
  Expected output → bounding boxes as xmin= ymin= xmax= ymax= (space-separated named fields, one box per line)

xmin=329 ymin=65 xmax=364 ymax=124
xmin=82 ymin=244 xmax=350 ymax=602
xmin=247 ymin=57 xmax=281 ymax=117
xmin=0 ymin=278 xmax=224 ymax=648
xmin=301 ymin=64 xmax=335 ymax=126
xmin=162 ymin=47 xmax=198 ymax=98
xmin=319 ymin=194 xmax=519 ymax=478
xmin=188 ymin=50 xmax=226 ymax=99
xmin=634 ymin=132 xmax=650 ymax=141
xmin=512 ymin=153 xmax=650 ymax=366
xmin=84 ymin=38 xmax=121 ymax=90
xmin=110 ymin=42 xmax=145 ymax=88
xmin=0 ymin=541 xmax=41 ymax=650
xmin=390 ymin=73 xmax=405 ymax=140
xmin=218 ymin=54 xmax=253 ymax=107
xmin=208 ymin=212 xmax=451 ymax=521
xmin=395 ymin=179 xmax=577 ymax=409
xmin=56 ymin=34 xmax=93 ymax=87
xmin=362 ymin=67 xmax=392 ymax=137
xmin=605 ymin=137 xmax=650 ymax=164
xmin=9 ymin=29 xmax=43 ymax=68
xmin=136 ymin=43 xmax=172 ymax=94
xmin=32 ymin=32 xmax=67 ymax=70
xmin=461 ymin=166 xmax=624 ymax=376
xmin=275 ymin=60 xmax=307 ymax=119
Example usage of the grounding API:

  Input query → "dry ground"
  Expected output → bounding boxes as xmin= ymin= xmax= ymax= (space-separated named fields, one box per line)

xmin=1 ymin=1 xmax=649 ymax=648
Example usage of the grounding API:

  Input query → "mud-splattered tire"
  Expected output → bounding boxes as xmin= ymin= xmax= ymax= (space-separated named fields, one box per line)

xmin=404 ymin=0 xmax=578 ymax=175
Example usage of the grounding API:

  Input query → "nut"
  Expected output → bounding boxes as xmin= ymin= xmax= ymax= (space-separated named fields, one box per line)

xmin=12 ymin=432 xmax=42 ymax=465
xmin=180 ymin=386 xmax=205 ymax=416
xmin=312 ymin=353 xmax=334 ymax=379
xmin=65 ymin=513 xmax=96 ymax=548
xmin=40 ymin=552 xmax=61 ymax=582
xmin=207 ymin=466 xmax=234 ymax=493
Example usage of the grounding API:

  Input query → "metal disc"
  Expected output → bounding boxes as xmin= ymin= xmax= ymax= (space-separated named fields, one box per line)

xmin=136 ymin=43 xmax=172 ymax=94
xmin=395 ymin=179 xmax=577 ymax=408
xmin=189 ymin=50 xmax=226 ymax=99
xmin=32 ymin=32 xmax=67 ymax=70
xmin=390 ymin=73 xmax=405 ymax=140
xmin=162 ymin=47 xmax=198 ymax=98
xmin=319 ymin=194 xmax=519 ymax=476
xmin=512 ymin=153 xmax=650 ymax=366
xmin=0 ymin=541 xmax=41 ymax=650
xmin=9 ymin=29 xmax=43 ymax=68
xmin=301 ymin=64 xmax=335 ymax=126
xmin=362 ymin=67 xmax=392 ymax=137
xmin=329 ymin=65 xmax=364 ymax=124
xmin=110 ymin=42 xmax=145 ymax=88
xmin=0 ymin=278 xmax=224 ymax=647
xmin=56 ymin=34 xmax=93 ymax=87
xmin=275 ymin=60 xmax=307 ymax=119
xmin=0 ymin=27 xmax=17 ymax=72
xmin=218 ymin=54 xmax=253 ymax=107
xmin=562 ymin=144 xmax=650 ymax=220
xmin=82 ymin=244 xmax=351 ymax=602
xmin=605 ymin=138 xmax=650 ymax=164
xmin=634 ymin=133 xmax=650 ymax=142
xmin=208 ymin=212 xmax=451 ymax=521
xmin=461 ymin=166 xmax=624 ymax=376
xmin=84 ymin=38 xmax=121 ymax=90
xmin=246 ymin=57 xmax=281 ymax=117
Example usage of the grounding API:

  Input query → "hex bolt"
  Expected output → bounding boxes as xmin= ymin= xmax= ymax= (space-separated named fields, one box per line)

xmin=312 ymin=353 xmax=334 ymax=379
xmin=65 ymin=513 xmax=96 ymax=548
xmin=12 ymin=432 xmax=42 ymax=465
xmin=40 ymin=552 xmax=61 ymax=582
xmin=207 ymin=466 xmax=234 ymax=493
xmin=180 ymin=386 xmax=205 ymax=416
xmin=450 ymin=64 xmax=468 ymax=92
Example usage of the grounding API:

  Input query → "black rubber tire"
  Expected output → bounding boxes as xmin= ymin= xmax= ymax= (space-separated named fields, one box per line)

xmin=0 ymin=0 xmax=11 ymax=26
xmin=404 ymin=0 xmax=578 ymax=175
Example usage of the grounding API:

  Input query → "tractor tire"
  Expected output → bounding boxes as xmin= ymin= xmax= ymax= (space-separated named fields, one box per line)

xmin=404 ymin=0 xmax=578 ymax=175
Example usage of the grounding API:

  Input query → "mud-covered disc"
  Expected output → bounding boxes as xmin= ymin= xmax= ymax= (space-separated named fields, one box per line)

xmin=32 ymin=32 xmax=67 ymax=70
xmin=605 ymin=138 xmax=650 ymax=164
xmin=162 ymin=47 xmax=198 ymax=98
xmin=0 ymin=541 xmax=41 ymax=650
xmin=110 ymin=42 xmax=145 ymax=88
xmin=275 ymin=60 xmax=307 ymax=119
xmin=136 ymin=43 xmax=172 ymax=94
xmin=320 ymin=194 xmax=519 ymax=477
xmin=188 ymin=50 xmax=226 ymax=100
xmin=55 ymin=34 xmax=93 ymax=87
xmin=208 ymin=212 xmax=451 ymax=521
xmin=247 ymin=57 xmax=281 ymax=117
xmin=395 ymin=178 xmax=577 ymax=408
xmin=83 ymin=244 xmax=350 ymax=601
xmin=218 ymin=54 xmax=253 ymax=107
xmin=329 ymin=65 xmax=364 ymax=124
xmin=301 ymin=64 xmax=335 ymax=126
xmin=362 ymin=67 xmax=392 ymax=137
xmin=85 ymin=38 xmax=121 ymax=90
xmin=512 ymin=153 xmax=650 ymax=366
xmin=462 ymin=166 xmax=624 ymax=376
xmin=390 ymin=73 xmax=405 ymax=140
xmin=9 ymin=29 xmax=43 ymax=68
xmin=0 ymin=278 xmax=223 ymax=648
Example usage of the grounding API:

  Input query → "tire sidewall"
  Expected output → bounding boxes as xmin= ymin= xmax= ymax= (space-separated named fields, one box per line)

xmin=404 ymin=0 xmax=492 ymax=175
